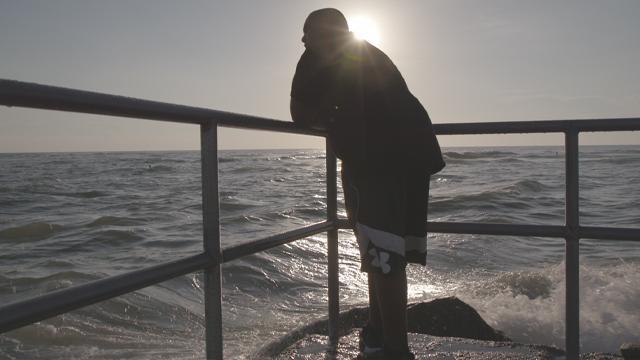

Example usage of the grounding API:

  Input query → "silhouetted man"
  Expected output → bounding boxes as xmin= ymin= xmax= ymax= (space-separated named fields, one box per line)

xmin=290 ymin=8 xmax=445 ymax=359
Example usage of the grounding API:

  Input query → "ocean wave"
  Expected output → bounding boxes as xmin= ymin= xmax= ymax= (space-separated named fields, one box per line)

xmin=220 ymin=203 xmax=252 ymax=212
xmin=221 ymin=213 xmax=292 ymax=228
xmin=143 ymin=239 xmax=192 ymax=248
xmin=27 ymin=190 xmax=110 ymax=199
xmin=88 ymin=229 xmax=146 ymax=245
xmin=269 ymin=176 xmax=293 ymax=183
xmin=3 ymin=322 xmax=93 ymax=348
xmin=431 ymin=180 xmax=554 ymax=213
xmin=267 ymin=154 xmax=326 ymax=161
xmin=458 ymin=261 xmax=640 ymax=354
xmin=1 ymin=285 xmax=202 ymax=357
xmin=85 ymin=216 xmax=147 ymax=228
xmin=242 ymin=214 xmax=266 ymax=223
xmin=584 ymin=156 xmax=640 ymax=166
xmin=277 ymin=209 xmax=301 ymax=220
xmin=33 ymin=259 xmax=76 ymax=269
xmin=506 ymin=179 xmax=551 ymax=193
xmin=430 ymin=192 xmax=521 ymax=213
xmin=224 ymin=166 xmax=262 ymax=174
xmin=294 ymin=206 xmax=326 ymax=218
xmin=0 ymin=222 xmax=64 ymax=243
xmin=432 ymin=174 xmax=468 ymax=183
xmin=443 ymin=151 xmax=519 ymax=160
xmin=220 ymin=196 xmax=268 ymax=209
xmin=143 ymin=165 xmax=173 ymax=173
xmin=479 ymin=270 xmax=555 ymax=300
xmin=221 ymin=253 xmax=322 ymax=298
xmin=221 ymin=259 xmax=282 ymax=293
xmin=0 ymin=271 xmax=100 ymax=297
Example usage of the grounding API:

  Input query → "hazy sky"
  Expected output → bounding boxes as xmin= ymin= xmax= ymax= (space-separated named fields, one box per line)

xmin=1 ymin=0 xmax=638 ymax=152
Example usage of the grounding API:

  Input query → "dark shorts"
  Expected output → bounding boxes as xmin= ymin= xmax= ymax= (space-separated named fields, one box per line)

xmin=342 ymin=166 xmax=430 ymax=275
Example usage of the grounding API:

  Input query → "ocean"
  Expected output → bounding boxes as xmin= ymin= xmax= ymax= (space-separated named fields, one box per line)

xmin=0 ymin=146 xmax=638 ymax=359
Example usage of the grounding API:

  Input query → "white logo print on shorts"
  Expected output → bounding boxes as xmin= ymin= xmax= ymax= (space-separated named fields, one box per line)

xmin=369 ymin=248 xmax=391 ymax=274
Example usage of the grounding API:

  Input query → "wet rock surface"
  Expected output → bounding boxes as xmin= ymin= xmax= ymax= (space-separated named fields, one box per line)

xmin=272 ymin=330 xmax=556 ymax=359
xmin=620 ymin=343 xmax=640 ymax=360
xmin=270 ymin=330 xmax=622 ymax=359
xmin=255 ymin=297 xmax=622 ymax=359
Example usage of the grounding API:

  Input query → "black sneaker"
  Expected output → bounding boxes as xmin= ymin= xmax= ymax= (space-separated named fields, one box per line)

xmin=356 ymin=347 xmax=415 ymax=360
xmin=383 ymin=349 xmax=415 ymax=360
xmin=358 ymin=324 xmax=384 ymax=358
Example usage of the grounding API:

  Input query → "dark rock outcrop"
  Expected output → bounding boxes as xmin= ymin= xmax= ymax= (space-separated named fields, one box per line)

xmin=255 ymin=296 xmax=510 ymax=358
xmin=407 ymin=296 xmax=510 ymax=341
xmin=621 ymin=343 xmax=640 ymax=360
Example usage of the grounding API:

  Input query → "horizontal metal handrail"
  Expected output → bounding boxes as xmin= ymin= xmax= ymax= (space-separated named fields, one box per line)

xmin=580 ymin=226 xmax=640 ymax=241
xmin=2 ymin=79 xmax=638 ymax=135
xmin=222 ymin=221 xmax=335 ymax=262
xmin=427 ymin=222 xmax=639 ymax=241
xmin=433 ymin=118 xmax=640 ymax=134
xmin=427 ymin=221 xmax=566 ymax=238
xmin=336 ymin=219 xmax=640 ymax=241
xmin=0 ymin=79 xmax=324 ymax=136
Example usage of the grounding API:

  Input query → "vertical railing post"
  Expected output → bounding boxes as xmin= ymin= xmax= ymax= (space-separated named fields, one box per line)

xmin=565 ymin=129 xmax=580 ymax=360
xmin=326 ymin=138 xmax=340 ymax=345
xmin=201 ymin=121 xmax=223 ymax=360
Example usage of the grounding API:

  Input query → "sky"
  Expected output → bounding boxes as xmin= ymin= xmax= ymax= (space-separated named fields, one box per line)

xmin=1 ymin=0 xmax=638 ymax=152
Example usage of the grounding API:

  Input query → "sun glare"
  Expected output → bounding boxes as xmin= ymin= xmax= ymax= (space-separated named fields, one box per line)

xmin=349 ymin=15 xmax=381 ymax=46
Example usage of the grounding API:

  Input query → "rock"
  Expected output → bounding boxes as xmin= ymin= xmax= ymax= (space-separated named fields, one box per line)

xmin=621 ymin=343 xmax=640 ymax=360
xmin=255 ymin=297 xmax=623 ymax=359
xmin=580 ymin=353 xmax=624 ymax=360
xmin=407 ymin=296 xmax=510 ymax=341
xmin=271 ymin=329 xmax=566 ymax=360
xmin=255 ymin=297 xmax=510 ymax=358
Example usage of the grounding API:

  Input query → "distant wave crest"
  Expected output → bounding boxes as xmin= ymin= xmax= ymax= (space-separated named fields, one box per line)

xmin=0 ymin=222 xmax=64 ymax=242
xmin=507 ymin=179 xmax=550 ymax=193
xmin=144 ymin=165 xmax=173 ymax=173
xmin=430 ymin=180 xmax=551 ymax=213
xmin=86 ymin=216 xmax=146 ymax=227
xmin=443 ymin=151 xmax=519 ymax=160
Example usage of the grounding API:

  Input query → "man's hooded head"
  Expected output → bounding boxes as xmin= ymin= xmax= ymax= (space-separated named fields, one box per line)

xmin=302 ymin=8 xmax=352 ymax=59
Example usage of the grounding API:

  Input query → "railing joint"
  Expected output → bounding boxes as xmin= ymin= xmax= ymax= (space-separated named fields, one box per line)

xmin=565 ymin=226 xmax=580 ymax=242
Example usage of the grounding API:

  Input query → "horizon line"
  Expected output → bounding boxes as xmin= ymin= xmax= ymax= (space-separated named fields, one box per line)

xmin=2 ymin=143 xmax=638 ymax=155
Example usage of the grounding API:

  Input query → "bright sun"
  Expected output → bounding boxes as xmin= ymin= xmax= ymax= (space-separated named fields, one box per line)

xmin=348 ymin=16 xmax=381 ymax=46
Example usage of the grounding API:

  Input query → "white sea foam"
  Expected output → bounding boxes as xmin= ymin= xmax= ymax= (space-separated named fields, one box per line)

xmin=457 ymin=261 xmax=640 ymax=353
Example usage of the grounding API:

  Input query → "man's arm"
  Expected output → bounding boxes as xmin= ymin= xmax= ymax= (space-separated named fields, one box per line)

xmin=290 ymin=98 xmax=328 ymax=131
xmin=291 ymin=49 xmax=333 ymax=131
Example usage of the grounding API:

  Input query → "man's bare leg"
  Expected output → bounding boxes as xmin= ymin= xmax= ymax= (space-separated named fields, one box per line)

xmin=368 ymin=272 xmax=382 ymax=331
xmin=371 ymin=268 xmax=408 ymax=354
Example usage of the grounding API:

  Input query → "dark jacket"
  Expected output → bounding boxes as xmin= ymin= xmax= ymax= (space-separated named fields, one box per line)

xmin=291 ymin=40 xmax=445 ymax=176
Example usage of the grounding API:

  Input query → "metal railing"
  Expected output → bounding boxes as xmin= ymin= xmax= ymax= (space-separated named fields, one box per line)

xmin=0 ymin=79 xmax=638 ymax=360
